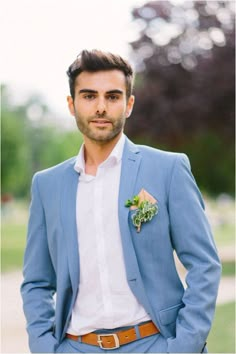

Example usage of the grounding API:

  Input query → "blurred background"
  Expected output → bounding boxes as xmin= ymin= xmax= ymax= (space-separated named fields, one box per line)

xmin=1 ymin=0 xmax=235 ymax=352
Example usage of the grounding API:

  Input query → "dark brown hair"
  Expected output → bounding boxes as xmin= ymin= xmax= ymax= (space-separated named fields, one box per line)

xmin=67 ymin=49 xmax=134 ymax=99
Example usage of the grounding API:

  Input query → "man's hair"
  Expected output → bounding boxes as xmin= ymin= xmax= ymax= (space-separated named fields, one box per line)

xmin=67 ymin=49 xmax=134 ymax=100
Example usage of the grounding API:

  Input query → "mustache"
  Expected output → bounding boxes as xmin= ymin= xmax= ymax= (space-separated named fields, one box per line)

xmin=95 ymin=112 xmax=107 ymax=118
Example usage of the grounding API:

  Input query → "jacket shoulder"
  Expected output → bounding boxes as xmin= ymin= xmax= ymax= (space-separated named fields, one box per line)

xmin=125 ymin=137 xmax=190 ymax=170
xmin=137 ymin=144 xmax=188 ymax=164
xmin=32 ymin=156 xmax=77 ymax=181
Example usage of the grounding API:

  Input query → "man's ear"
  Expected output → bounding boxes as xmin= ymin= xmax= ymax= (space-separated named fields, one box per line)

xmin=67 ymin=96 xmax=75 ymax=116
xmin=126 ymin=95 xmax=135 ymax=118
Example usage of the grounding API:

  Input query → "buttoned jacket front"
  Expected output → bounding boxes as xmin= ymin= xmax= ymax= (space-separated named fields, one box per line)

xmin=21 ymin=137 xmax=221 ymax=353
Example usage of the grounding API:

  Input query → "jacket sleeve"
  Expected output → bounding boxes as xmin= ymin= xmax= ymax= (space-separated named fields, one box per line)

xmin=166 ymin=154 xmax=221 ymax=353
xmin=21 ymin=174 xmax=58 ymax=353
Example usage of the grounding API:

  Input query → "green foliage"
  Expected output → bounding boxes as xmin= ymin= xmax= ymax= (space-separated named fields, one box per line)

xmin=125 ymin=195 xmax=140 ymax=207
xmin=1 ymin=85 xmax=83 ymax=198
xmin=131 ymin=132 xmax=234 ymax=196
xmin=184 ymin=133 xmax=235 ymax=196
xmin=1 ymin=105 xmax=31 ymax=197
xmin=26 ymin=126 xmax=83 ymax=174
xmin=132 ymin=201 xmax=158 ymax=231
xmin=125 ymin=195 xmax=158 ymax=232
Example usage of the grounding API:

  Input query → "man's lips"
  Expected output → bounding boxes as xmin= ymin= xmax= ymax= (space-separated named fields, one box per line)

xmin=90 ymin=119 xmax=112 ymax=125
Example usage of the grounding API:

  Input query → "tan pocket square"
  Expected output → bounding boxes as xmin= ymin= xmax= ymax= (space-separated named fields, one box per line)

xmin=130 ymin=188 xmax=157 ymax=210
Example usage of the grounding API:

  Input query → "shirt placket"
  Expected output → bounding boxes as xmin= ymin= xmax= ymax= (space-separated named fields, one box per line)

xmin=93 ymin=168 xmax=113 ymax=323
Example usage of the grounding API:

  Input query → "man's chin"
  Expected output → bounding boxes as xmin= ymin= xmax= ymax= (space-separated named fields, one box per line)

xmin=88 ymin=131 xmax=122 ymax=144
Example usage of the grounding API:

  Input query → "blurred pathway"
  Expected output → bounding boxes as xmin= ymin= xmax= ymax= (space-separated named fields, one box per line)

xmin=1 ymin=270 xmax=235 ymax=353
xmin=1 ymin=272 xmax=29 ymax=353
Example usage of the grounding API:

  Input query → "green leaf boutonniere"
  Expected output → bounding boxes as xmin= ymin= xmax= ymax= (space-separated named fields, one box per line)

xmin=125 ymin=189 xmax=158 ymax=233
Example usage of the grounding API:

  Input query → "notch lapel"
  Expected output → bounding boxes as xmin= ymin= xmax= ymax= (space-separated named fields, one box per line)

xmin=60 ymin=160 xmax=80 ymax=293
xmin=118 ymin=139 xmax=141 ymax=280
xmin=118 ymin=139 xmax=156 ymax=319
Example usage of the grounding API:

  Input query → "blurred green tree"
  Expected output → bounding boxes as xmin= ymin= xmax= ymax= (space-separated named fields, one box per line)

xmin=1 ymin=85 xmax=31 ymax=197
xmin=126 ymin=0 xmax=235 ymax=195
xmin=1 ymin=85 xmax=82 ymax=198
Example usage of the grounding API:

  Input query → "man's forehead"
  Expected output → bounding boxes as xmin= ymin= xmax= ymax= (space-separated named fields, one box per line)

xmin=75 ymin=70 xmax=126 ymax=90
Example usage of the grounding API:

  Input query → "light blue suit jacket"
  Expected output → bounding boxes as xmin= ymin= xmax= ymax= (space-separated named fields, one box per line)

xmin=21 ymin=137 xmax=221 ymax=353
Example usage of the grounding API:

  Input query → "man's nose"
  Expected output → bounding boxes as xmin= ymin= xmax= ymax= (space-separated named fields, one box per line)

xmin=96 ymin=98 xmax=106 ymax=115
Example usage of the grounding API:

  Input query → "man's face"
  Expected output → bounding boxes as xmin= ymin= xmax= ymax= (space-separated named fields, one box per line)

xmin=67 ymin=70 xmax=134 ymax=144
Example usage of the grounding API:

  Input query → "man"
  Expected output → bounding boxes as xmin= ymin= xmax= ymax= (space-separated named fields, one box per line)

xmin=21 ymin=49 xmax=221 ymax=353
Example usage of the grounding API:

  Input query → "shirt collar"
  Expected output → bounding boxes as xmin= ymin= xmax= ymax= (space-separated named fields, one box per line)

xmin=74 ymin=133 xmax=125 ymax=174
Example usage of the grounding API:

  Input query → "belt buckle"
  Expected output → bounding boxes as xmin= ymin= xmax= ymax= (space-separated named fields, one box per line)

xmin=97 ymin=333 xmax=120 ymax=350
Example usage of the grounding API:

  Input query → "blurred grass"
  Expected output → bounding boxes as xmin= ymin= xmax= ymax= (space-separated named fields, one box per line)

xmin=1 ymin=200 xmax=28 ymax=272
xmin=214 ymin=223 xmax=235 ymax=245
xmin=205 ymin=195 xmax=235 ymax=246
xmin=1 ymin=223 xmax=27 ymax=271
xmin=222 ymin=261 xmax=235 ymax=277
xmin=207 ymin=301 xmax=235 ymax=353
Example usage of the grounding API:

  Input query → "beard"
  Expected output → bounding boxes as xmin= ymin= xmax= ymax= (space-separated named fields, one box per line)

xmin=74 ymin=111 xmax=127 ymax=144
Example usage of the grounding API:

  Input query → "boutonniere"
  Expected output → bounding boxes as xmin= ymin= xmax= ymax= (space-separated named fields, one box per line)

xmin=125 ymin=189 xmax=158 ymax=233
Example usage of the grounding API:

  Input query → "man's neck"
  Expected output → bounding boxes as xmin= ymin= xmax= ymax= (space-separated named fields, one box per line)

xmin=83 ymin=133 xmax=122 ymax=175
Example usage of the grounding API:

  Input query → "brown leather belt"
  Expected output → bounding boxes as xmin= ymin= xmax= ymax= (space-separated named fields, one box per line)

xmin=66 ymin=321 xmax=159 ymax=350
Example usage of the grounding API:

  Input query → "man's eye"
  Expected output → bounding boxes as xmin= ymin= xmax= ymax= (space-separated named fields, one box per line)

xmin=84 ymin=94 xmax=95 ymax=100
xmin=108 ymin=95 xmax=119 ymax=101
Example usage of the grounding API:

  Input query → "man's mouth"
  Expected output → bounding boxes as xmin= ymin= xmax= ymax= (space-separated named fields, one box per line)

xmin=90 ymin=119 xmax=112 ymax=126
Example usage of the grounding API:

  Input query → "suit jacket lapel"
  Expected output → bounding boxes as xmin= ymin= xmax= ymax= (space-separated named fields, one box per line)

xmin=60 ymin=140 xmax=154 ymax=322
xmin=118 ymin=138 xmax=141 ymax=281
xmin=118 ymin=139 xmax=157 ymax=320
xmin=60 ymin=159 xmax=80 ymax=293
xmin=60 ymin=141 xmax=141 ymax=293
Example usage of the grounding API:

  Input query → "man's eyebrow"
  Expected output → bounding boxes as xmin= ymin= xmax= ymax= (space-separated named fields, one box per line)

xmin=106 ymin=90 xmax=123 ymax=95
xmin=78 ymin=89 xmax=124 ymax=95
xmin=79 ymin=89 xmax=98 ymax=94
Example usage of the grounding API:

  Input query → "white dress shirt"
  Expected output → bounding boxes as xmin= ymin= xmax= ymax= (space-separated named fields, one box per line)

xmin=67 ymin=134 xmax=150 ymax=335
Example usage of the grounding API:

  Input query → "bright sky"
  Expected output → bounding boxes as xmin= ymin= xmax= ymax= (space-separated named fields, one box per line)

xmin=1 ymin=0 xmax=149 ymax=122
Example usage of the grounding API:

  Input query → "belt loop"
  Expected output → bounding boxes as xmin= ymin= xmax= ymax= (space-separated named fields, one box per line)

xmin=78 ymin=336 xmax=82 ymax=343
xmin=134 ymin=324 xmax=141 ymax=339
